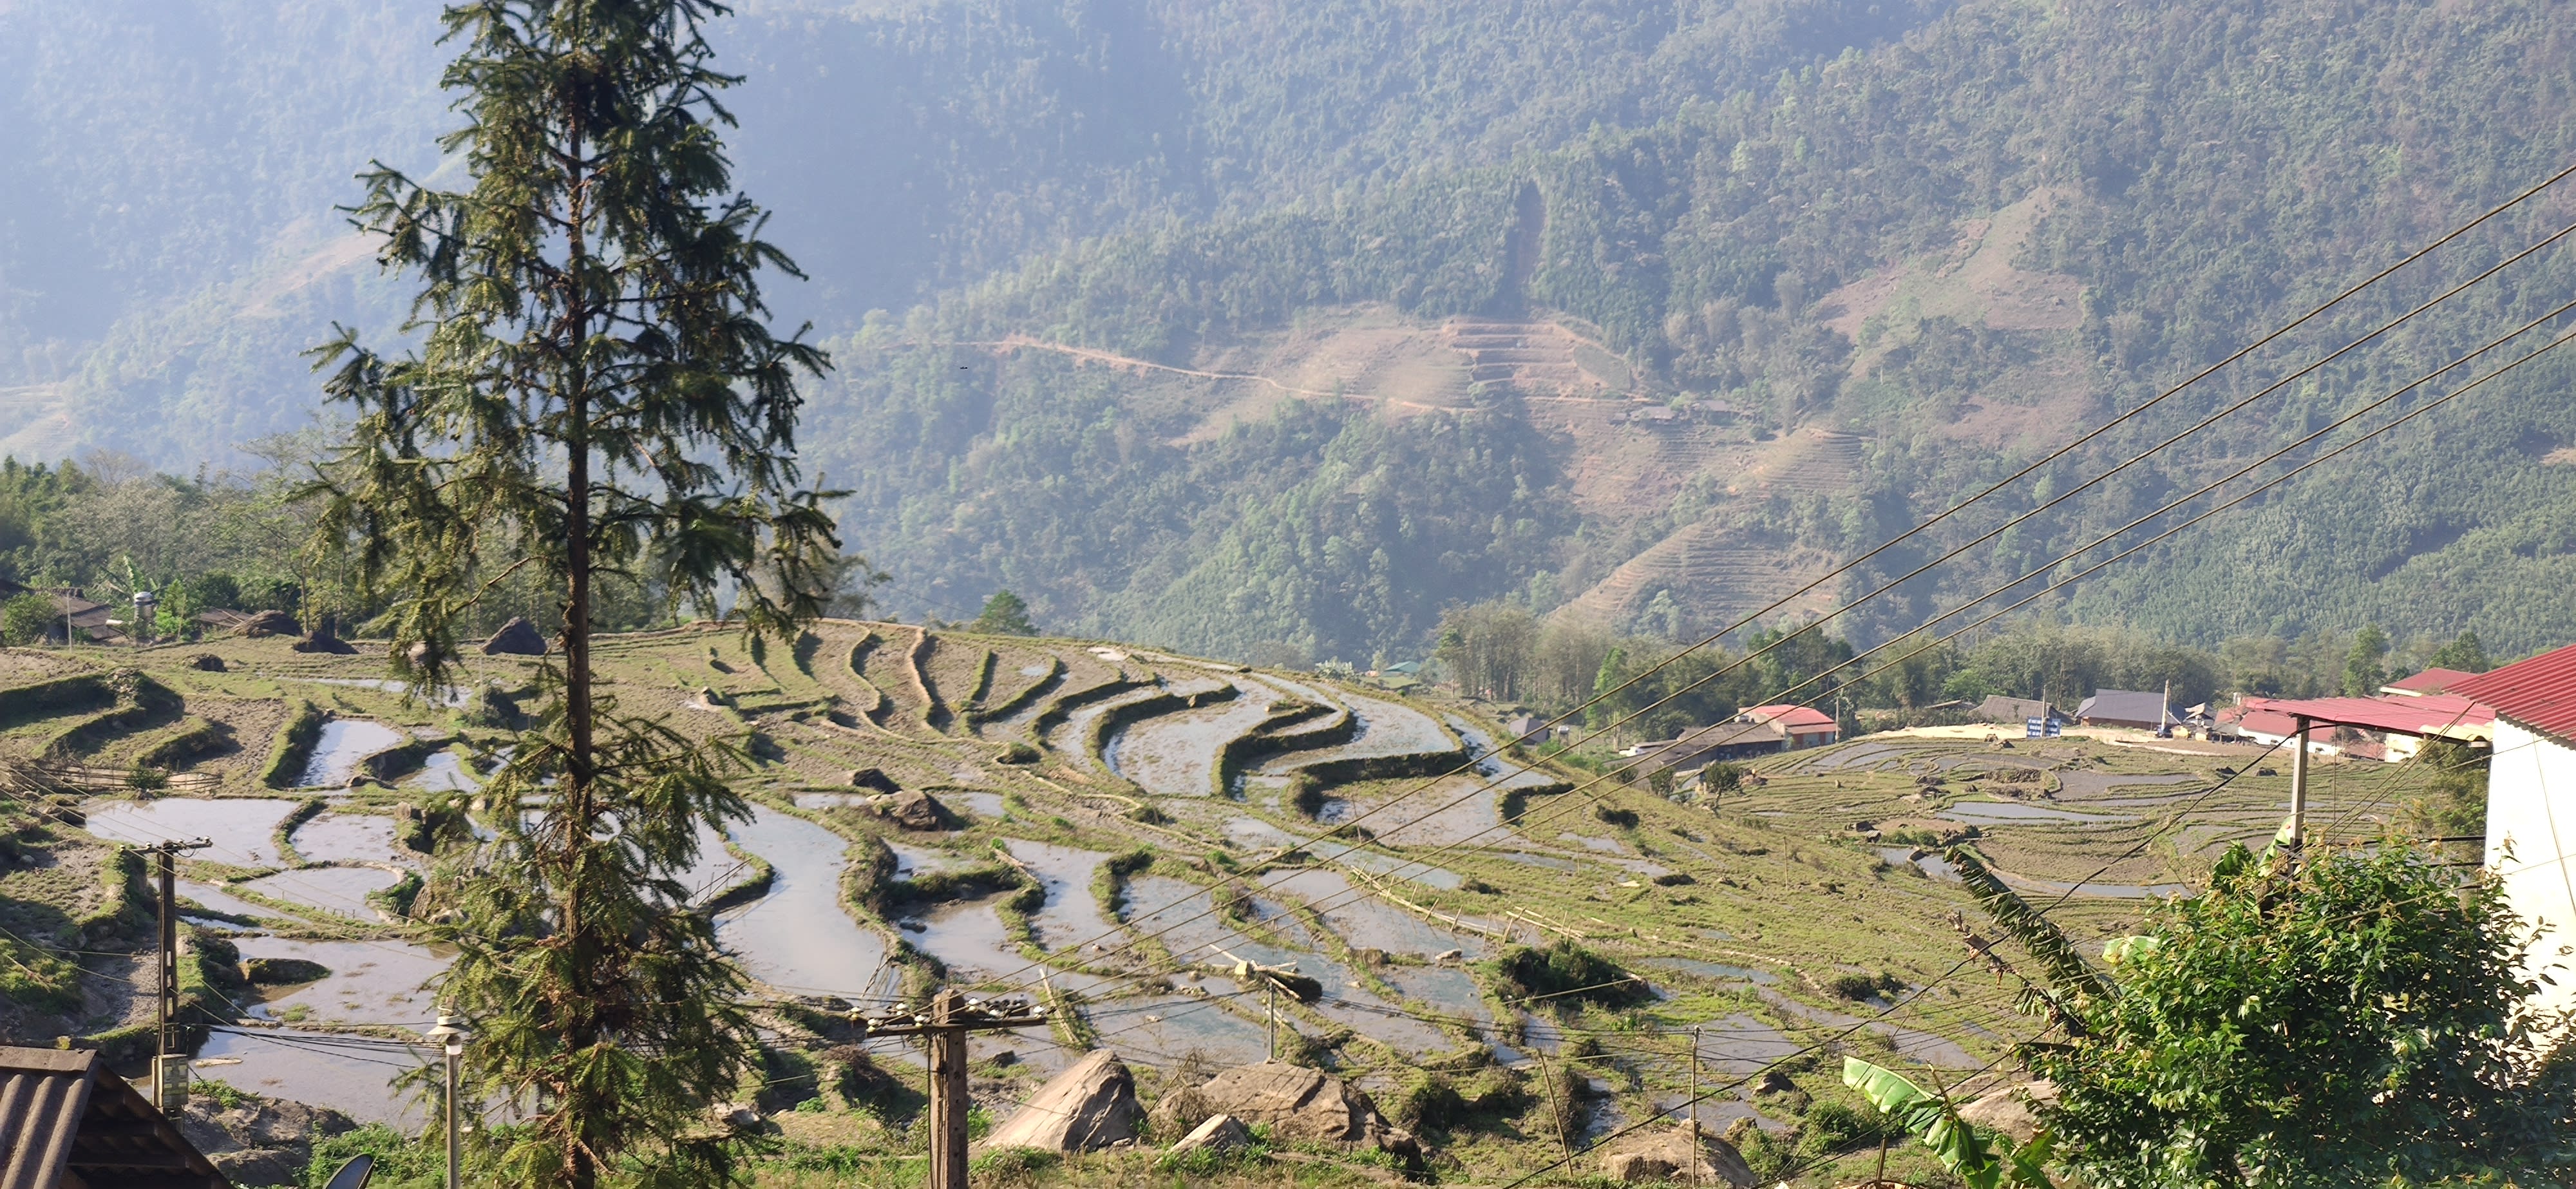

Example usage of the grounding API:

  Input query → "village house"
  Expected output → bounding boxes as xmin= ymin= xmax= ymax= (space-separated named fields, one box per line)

xmin=2218 ymin=691 xmax=2492 ymax=763
xmin=1740 ymin=703 xmax=1839 ymax=748
xmin=1971 ymin=694 xmax=2058 ymax=726
xmin=2075 ymin=689 xmax=2179 ymax=731
xmin=2447 ymin=648 xmax=2576 ymax=1018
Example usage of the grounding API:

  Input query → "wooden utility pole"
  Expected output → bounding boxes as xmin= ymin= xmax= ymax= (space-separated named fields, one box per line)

xmin=139 ymin=838 xmax=212 ymax=1111
xmin=865 ymin=989 xmax=1049 ymax=1189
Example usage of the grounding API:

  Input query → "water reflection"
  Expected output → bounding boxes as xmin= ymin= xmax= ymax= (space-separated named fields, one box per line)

xmin=715 ymin=807 xmax=893 ymax=1002
xmin=296 ymin=720 xmax=406 ymax=788
xmin=84 ymin=798 xmax=301 ymax=868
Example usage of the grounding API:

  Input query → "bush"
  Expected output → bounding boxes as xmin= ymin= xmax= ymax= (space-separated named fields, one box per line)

xmin=969 ymin=1146 xmax=1056 ymax=1183
xmin=1826 ymin=971 xmax=1903 ymax=1001
xmin=995 ymin=742 xmax=1039 ymax=765
xmin=1593 ymin=803 xmax=1639 ymax=828
xmin=1389 ymin=1072 xmax=1470 ymax=1132
xmin=1493 ymin=940 xmax=1650 ymax=1010
xmin=306 ymin=1123 xmax=444 ymax=1188
xmin=1798 ymin=1099 xmax=1888 ymax=1156
xmin=0 ymin=594 xmax=55 ymax=646
xmin=1287 ymin=772 xmax=1327 ymax=818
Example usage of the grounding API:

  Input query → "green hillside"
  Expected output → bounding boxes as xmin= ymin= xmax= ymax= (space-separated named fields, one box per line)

xmin=10 ymin=0 xmax=2576 ymax=663
xmin=803 ymin=0 xmax=2576 ymax=661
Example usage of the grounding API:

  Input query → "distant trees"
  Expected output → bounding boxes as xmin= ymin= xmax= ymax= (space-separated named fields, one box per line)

xmin=968 ymin=589 xmax=1038 ymax=636
xmin=2429 ymin=630 xmax=2494 ymax=673
xmin=2342 ymin=625 xmax=2392 ymax=696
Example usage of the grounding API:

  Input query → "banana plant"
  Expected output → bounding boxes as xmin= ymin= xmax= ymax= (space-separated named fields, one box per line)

xmin=1842 ymin=1058 xmax=2054 ymax=1189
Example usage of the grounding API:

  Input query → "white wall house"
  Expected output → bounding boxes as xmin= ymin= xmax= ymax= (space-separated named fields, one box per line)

xmin=2451 ymin=651 xmax=2576 ymax=1018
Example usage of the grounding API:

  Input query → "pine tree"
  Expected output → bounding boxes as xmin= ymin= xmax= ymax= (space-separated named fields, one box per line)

xmin=308 ymin=3 xmax=838 ymax=1185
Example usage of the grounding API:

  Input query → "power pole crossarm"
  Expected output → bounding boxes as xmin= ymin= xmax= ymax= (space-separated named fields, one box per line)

xmin=864 ymin=990 xmax=1050 ymax=1189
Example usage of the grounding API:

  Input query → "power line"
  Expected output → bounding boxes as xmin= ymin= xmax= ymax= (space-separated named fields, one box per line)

xmin=1027 ymin=304 xmax=2575 ymax=1023
xmin=951 ymin=200 xmax=2576 ymax=998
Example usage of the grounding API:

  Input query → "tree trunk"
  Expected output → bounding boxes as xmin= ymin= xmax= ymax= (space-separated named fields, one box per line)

xmin=559 ymin=114 xmax=599 ymax=1189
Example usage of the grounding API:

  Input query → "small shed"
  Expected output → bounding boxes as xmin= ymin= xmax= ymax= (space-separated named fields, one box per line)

xmin=0 ymin=1045 xmax=228 ymax=1187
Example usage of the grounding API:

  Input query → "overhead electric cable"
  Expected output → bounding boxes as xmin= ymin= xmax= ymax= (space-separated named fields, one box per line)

xmin=1001 ymin=290 xmax=2576 ymax=1007
xmin=947 ymin=169 xmax=2576 ymax=996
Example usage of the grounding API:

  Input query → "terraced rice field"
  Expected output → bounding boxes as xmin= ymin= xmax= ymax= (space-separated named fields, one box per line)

xmin=0 ymin=629 xmax=2454 ymax=1181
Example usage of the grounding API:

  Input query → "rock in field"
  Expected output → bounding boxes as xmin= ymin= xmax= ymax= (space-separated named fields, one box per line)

xmin=176 ymin=1092 xmax=356 ymax=1187
xmin=1959 ymin=1080 xmax=2056 ymax=1145
xmin=1596 ymin=1121 xmax=1758 ymax=1186
xmin=1167 ymin=1112 xmax=1253 ymax=1157
xmin=982 ymin=1050 xmax=1139 ymax=1152
xmin=875 ymin=788 xmax=947 ymax=831
xmin=1152 ymin=1060 xmax=1414 ymax=1155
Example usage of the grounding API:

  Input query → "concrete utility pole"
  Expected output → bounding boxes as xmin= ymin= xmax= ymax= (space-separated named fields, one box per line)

xmin=2289 ymin=714 xmax=2313 ymax=857
xmin=140 ymin=837 xmax=213 ymax=1111
xmin=866 ymin=989 xmax=1049 ymax=1189
xmin=427 ymin=1013 xmax=471 ymax=1189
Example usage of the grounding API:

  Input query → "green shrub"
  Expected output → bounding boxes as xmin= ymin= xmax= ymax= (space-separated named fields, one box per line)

xmin=1826 ymin=971 xmax=1903 ymax=1001
xmin=1492 ymin=940 xmax=1650 ymax=1010
xmin=1797 ymin=1099 xmax=1887 ymax=1156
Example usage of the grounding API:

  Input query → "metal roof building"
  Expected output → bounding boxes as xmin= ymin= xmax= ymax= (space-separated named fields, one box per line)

xmin=0 ymin=1046 xmax=226 ymax=1188
xmin=2447 ymin=647 xmax=2576 ymax=1020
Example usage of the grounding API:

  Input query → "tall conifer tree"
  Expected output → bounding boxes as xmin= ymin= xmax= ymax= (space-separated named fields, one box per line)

xmin=310 ymin=3 xmax=836 ymax=1184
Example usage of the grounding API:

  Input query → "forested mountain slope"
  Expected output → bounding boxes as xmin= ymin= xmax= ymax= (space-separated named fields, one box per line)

xmin=9 ymin=0 xmax=2576 ymax=665
xmin=805 ymin=0 xmax=2576 ymax=663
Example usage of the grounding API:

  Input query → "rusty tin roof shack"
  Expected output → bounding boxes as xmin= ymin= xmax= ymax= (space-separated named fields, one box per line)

xmin=0 ymin=1046 xmax=225 ymax=1189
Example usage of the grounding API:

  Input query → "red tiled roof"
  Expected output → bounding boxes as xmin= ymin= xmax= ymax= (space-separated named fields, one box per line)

xmin=2383 ymin=667 xmax=2476 ymax=695
xmin=1743 ymin=703 xmax=1836 ymax=731
xmin=2448 ymin=644 xmax=2576 ymax=743
xmin=2233 ymin=693 xmax=2492 ymax=739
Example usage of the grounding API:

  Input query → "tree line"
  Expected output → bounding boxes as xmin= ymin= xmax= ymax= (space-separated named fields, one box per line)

xmin=1431 ymin=598 xmax=2497 ymax=741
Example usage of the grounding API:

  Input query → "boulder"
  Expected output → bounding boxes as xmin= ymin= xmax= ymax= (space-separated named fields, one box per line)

xmin=189 ymin=654 xmax=226 ymax=672
xmin=1152 ymin=1061 xmax=1385 ymax=1145
xmin=982 ymin=1050 xmax=1139 ymax=1152
xmin=847 ymin=767 xmax=901 ymax=794
xmin=483 ymin=616 xmax=548 ymax=656
xmin=1597 ymin=1122 xmax=1759 ymax=1187
xmin=176 ymin=1089 xmax=357 ymax=1188
xmin=1166 ymin=1113 xmax=1253 ymax=1157
xmin=1959 ymin=1080 xmax=2056 ymax=1146
xmin=235 ymin=610 xmax=299 ymax=638
xmin=876 ymin=788 xmax=947 ymax=831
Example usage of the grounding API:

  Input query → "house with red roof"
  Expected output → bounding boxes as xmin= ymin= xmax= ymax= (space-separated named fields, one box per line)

xmin=2219 ymin=692 xmax=2492 ymax=763
xmin=1740 ymin=703 xmax=1839 ymax=749
xmin=2382 ymin=667 xmax=2477 ymax=697
xmin=2447 ymin=647 xmax=2576 ymax=1015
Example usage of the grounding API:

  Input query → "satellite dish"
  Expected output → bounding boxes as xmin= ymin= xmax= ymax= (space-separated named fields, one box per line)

xmin=323 ymin=1153 xmax=375 ymax=1189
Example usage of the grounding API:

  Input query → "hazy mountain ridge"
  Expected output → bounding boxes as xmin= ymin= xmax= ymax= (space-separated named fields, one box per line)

xmin=12 ymin=0 xmax=2576 ymax=664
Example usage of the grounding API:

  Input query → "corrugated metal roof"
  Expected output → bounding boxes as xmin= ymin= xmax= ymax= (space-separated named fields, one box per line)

xmin=2382 ymin=667 xmax=2477 ymax=696
xmin=0 ymin=1047 xmax=227 ymax=1189
xmin=2235 ymin=693 xmax=2494 ymax=739
xmin=2077 ymin=689 xmax=2175 ymax=725
xmin=1742 ymin=704 xmax=1835 ymax=730
xmin=2450 ymin=644 xmax=2576 ymax=745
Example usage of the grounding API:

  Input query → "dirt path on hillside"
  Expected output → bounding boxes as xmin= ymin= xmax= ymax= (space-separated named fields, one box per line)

xmin=946 ymin=336 xmax=1457 ymax=412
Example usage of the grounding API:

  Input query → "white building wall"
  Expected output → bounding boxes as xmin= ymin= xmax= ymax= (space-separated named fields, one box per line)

xmin=2484 ymin=720 xmax=2576 ymax=1016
